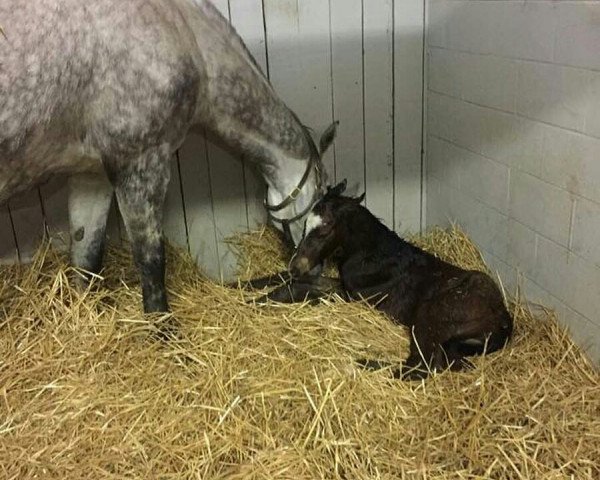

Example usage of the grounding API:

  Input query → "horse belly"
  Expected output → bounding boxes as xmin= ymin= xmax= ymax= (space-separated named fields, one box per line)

xmin=0 ymin=0 xmax=198 ymax=203
xmin=0 ymin=133 xmax=102 ymax=205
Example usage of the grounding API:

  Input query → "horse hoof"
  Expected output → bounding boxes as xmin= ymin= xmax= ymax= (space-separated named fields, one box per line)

xmin=70 ymin=270 xmax=94 ymax=292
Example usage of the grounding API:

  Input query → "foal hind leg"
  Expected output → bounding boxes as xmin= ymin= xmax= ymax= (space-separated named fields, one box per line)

xmin=401 ymin=323 xmax=441 ymax=381
xmin=105 ymin=147 xmax=171 ymax=315
xmin=68 ymin=170 xmax=114 ymax=287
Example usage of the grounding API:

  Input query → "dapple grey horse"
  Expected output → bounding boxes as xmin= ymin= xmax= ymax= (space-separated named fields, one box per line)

xmin=0 ymin=0 xmax=336 ymax=318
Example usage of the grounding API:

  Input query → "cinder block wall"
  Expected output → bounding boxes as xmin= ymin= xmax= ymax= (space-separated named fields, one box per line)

xmin=425 ymin=1 xmax=600 ymax=363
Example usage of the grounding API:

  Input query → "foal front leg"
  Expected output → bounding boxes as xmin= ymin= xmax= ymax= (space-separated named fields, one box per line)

xmin=230 ymin=271 xmax=292 ymax=290
xmin=255 ymin=276 xmax=346 ymax=304
xmin=105 ymin=147 xmax=171 ymax=315
xmin=232 ymin=265 xmax=323 ymax=290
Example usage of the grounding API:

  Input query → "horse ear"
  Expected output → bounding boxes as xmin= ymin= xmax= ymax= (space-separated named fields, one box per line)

xmin=354 ymin=192 xmax=366 ymax=204
xmin=319 ymin=120 xmax=339 ymax=155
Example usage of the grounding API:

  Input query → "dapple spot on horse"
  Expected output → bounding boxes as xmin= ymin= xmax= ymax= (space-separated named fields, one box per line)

xmin=0 ymin=0 xmax=337 ymax=325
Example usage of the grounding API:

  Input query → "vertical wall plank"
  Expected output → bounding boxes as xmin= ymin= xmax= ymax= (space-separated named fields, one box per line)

xmin=363 ymin=0 xmax=394 ymax=228
xmin=178 ymin=133 xmax=221 ymax=279
xmin=393 ymin=0 xmax=424 ymax=234
xmin=330 ymin=0 xmax=365 ymax=192
xmin=0 ymin=206 xmax=18 ymax=264
xmin=163 ymin=154 xmax=189 ymax=251
xmin=204 ymin=0 xmax=250 ymax=281
xmin=206 ymin=139 xmax=247 ymax=281
xmin=39 ymin=177 xmax=70 ymax=250
xmin=8 ymin=190 xmax=45 ymax=262
xmin=229 ymin=0 xmax=268 ymax=228
xmin=263 ymin=0 xmax=335 ymax=178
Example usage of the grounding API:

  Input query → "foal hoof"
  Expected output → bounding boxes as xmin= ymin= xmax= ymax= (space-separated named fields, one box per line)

xmin=401 ymin=363 xmax=431 ymax=381
xmin=247 ymin=284 xmax=296 ymax=305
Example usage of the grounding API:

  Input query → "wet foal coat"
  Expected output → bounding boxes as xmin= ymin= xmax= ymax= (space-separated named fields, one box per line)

xmin=249 ymin=182 xmax=513 ymax=380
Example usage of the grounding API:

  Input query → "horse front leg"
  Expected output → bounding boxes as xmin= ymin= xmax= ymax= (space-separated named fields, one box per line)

xmin=68 ymin=170 xmax=114 ymax=286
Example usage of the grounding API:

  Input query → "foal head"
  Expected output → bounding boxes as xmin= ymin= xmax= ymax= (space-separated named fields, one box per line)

xmin=289 ymin=179 xmax=365 ymax=277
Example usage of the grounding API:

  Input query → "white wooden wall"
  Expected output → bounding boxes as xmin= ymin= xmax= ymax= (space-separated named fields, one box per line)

xmin=0 ymin=0 xmax=425 ymax=281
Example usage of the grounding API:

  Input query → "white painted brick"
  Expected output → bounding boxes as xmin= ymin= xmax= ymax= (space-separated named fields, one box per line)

xmin=521 ymin=277 xmax=565 ymax=319
xmin=572 ymin=197 xmax=600 ymax=268
xmin=427 ymin=177 xmax=508 ymax=258
xmin=429 ymin=48 xmax=518 ymax=112
xmin=516 ymin=61 xmax=591 ymax=132
xmin=428 ymin=48 xmax=462 ymax=99
xmin=457 ymin=52 xmax=518 ymax=113
xmin=442 ymin=2 xmax=496 ymax=55
xmin=489 ymin=1 xmax=558 ymax=63
xmin=533 ymin=236 xmax=572 ymax=306
xmin=427 ymin=0 xmax=451 ymax=48
xmin=451 ymin=99 xmax=514 ymax=164
xmin=430 ymin=1 xmax=557 ymax=62
xmin=555 ymin=2 xmax=600 ymax=71
xmin=481 ymin=249 xmax=517 ymax=298
xmin=507 ymin=219 xmax=537 ymax=276
xmin=568 ymin=255 xmax=600 ymax=327
xmin=542 ymin=126 xmax=600 ymax=204
xmin=535 ymin=236 xmax=600 ymax=324
xmin=427 ymin=136 xmax=461 ymax=190
xmin=427 ymin=93 xmax=490 ymax=159
xmin=509 ymin=170 xmax=574 ymax=248
xmin=425 ymin=175 xmax=450 ymax=229
xmin=583 ymin=71 xmax=600 ymax=139
xmin=562 ymin=307 xmax=600 ymax=366
xmin=503 ymin=117 xmax=545 ymax=178
xmin=427 ymin=92 xmax=456 ymax=141
xmin=459 ymin=145 xmax=510 ymax=213
xmin=428 ymin=94 xmax=545 ymax=174
xmin=427 ymin=135 xmax=510 ymax=212
xmin=436 ymin=181 xmax=509 ymax=259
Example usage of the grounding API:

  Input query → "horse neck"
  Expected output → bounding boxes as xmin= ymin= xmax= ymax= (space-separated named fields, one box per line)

xmin=186 ymin=0 xmax=318 ymax=225
xmin=199 ymin=103 xmax=315 ymax=206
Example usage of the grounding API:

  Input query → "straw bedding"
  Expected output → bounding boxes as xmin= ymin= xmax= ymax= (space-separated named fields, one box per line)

xmin=0 ymin=225 xmax=598 ymax=479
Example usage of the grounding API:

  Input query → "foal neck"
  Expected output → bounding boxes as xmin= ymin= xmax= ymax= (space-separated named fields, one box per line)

xmin=341 ymin=206 xmax=405 ymax=255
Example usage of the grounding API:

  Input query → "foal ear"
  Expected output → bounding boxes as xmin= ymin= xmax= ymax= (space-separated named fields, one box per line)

xmin=354 ymin=192 xmax=366 ymax=204
xmin=319 ymin=120 xmax=339 ymax=155
xmin=327 ymin=178 xmax=347 ymax=197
